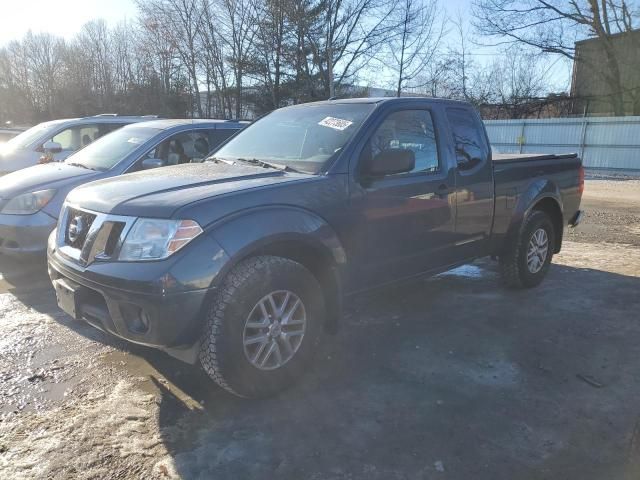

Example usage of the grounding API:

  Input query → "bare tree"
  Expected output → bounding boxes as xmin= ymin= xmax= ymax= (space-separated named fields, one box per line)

xmin=305 ymin=0 xmax=398 ymax=98
xmin=472 ymin=0 xmax=639 ymax=115
xmin=76 ymin=20 xmax=115 ymax=110
xmin=137 ymin=0 xmax=204 ymax=117
xmin=448 ymin=10 xmax=473 ymax=100
xmin=387 ymin=0 xmax=446 ymax=97
xmin=199 ymin=0 xmax=233 ymax=117
xmin=24 ymin=32 xmax=67 ymax=118
xmin=253 ymin=0 xmax=290 ymax=110
xmin=216 ymin=0 xmax=259 ymax=118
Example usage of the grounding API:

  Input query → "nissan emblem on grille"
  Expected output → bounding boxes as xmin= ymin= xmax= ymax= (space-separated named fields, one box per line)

xmin=68 ymin=215 xmax=86 ymax=244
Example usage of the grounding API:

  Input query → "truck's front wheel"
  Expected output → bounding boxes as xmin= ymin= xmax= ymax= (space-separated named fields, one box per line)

xmin=199 ymin=256 xmax=324 ymax=398
xmin=499 ymin=210 xmax=556 ymax=289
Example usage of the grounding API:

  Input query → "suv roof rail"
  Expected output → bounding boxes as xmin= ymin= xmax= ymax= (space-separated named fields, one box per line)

xmin=85 ymin=114 xmax=162 ymax=119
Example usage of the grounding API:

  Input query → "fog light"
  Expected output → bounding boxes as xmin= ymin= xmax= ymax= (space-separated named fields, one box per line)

xmin=120 ymin=304 xmax=150 ymax=334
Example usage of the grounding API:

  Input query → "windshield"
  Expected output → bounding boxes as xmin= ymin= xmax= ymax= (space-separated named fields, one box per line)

xmin=0 ymin=122 xmax=62 ymax=153
xmin=212 ymin=103 xmax=376 ymax=174
xmin=64 ymin=127 xmax=159 ymax=171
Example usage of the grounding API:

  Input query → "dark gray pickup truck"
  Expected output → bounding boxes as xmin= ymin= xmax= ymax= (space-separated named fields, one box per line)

xmin=47 ymin=98 xmax=584 ymax=397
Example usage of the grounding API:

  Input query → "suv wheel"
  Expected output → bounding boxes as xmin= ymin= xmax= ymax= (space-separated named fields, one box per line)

xmin=199 ymin=256 xmax=324 ymax=398
xmin=499 ymin=210 xmax=556 ymax=289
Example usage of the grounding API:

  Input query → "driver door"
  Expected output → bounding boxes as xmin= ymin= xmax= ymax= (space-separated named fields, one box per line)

xmin=350 ymin=107 xmax=457 ymax=288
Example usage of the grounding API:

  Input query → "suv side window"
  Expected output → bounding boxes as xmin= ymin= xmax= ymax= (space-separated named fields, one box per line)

xmin=50 ymin=124 xmax=102 ymax=151
xmin=365 ymin=110 xmax=440 ymax=175
xmin=446 ymin=107 xmax=489 ymax=170
xmin=48 ymin=123 xmax=127 ymax=152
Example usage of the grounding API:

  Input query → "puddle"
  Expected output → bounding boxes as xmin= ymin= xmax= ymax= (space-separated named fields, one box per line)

xmin=438 ymin=264 xmax=488 ymax=279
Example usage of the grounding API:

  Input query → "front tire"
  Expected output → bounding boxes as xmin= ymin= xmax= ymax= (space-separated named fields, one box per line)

xmin=499 ymin=210 xmax=556 ymax=289
xmin=199 ymin=256 xmax=324 ymax=398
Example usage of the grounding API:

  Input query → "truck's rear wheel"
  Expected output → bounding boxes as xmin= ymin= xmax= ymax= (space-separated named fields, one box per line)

xmin=199 ymin=255 xmax=324 ymax=398
xmin=499 ymin=210 xmax=556 ymax=289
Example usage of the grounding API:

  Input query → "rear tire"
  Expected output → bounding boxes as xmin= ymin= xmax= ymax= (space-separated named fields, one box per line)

xmin=199 ymin=255 xmax=324 ymax=398
xmin=499 ymin=210 xmax=556 ymax=289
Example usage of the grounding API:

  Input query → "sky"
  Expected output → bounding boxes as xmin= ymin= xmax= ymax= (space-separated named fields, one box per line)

xmin=0 ymin=0 xmax=137 ymax=46
xmin=0 ymin=0 xmax=573 ymax=91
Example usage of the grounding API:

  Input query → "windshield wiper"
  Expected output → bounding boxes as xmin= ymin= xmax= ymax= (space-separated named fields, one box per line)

xmin=66 ymin=162 xmax=98 ymax=171
xmin=233 ymin=157 xmax=301 ymax=173
xmin=206 ymin=156 xmax=233 ymax=165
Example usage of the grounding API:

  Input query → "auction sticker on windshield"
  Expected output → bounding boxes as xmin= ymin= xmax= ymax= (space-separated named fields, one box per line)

xmin=319 ymin=117 xmax=353 ymax=131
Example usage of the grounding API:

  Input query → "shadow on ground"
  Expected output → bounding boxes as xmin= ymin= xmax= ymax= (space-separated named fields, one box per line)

xmin=9 ymin=252 xmax=640 ymax=479
xmin=0 ymin=254 xmax=55 ymax=313
xmin=38 ymin=258 xmax=640 ymax=479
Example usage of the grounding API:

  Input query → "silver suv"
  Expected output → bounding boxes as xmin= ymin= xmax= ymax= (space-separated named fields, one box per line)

xmin=0 ymin=115 xmax=156 ymax=174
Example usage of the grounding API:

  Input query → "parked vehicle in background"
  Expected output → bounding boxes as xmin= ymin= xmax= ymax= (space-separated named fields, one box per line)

xmin=0 ymin=115 xmax=157 ymax=174
xmin=0 ymin=119 xmax=247 ymax=256
xmin=0 ymin=127 xmax=26 ymax=145
xmin=47 ymin=98 xmax=583 ymax=398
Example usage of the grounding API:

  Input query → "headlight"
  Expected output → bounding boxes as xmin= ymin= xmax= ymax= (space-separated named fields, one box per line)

xmin=1 ymin=189 xmax=56 ymax=215
xmin=119 ymin=218 xmax=203 ymax=261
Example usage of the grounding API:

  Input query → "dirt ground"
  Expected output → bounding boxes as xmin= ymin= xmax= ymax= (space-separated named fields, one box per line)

xmin=1 ymin=177 xmax=640 ymax=480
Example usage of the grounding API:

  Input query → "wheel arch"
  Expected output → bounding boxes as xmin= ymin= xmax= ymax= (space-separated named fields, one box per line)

xmin=207 ymin=206 xmax=346 ymax=333
xmin=501 ymin=179 xmax=564 ymax=255
xmin=530 ymin=196 xmax=563 ymax=253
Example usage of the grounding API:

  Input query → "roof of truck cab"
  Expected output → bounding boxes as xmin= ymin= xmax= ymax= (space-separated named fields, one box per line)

xmin=121 ymin=118 xmax=249 ymax=131
xmin=302 ymin=97 xmax=473 ymax=107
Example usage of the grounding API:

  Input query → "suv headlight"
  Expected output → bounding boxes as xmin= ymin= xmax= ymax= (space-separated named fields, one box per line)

xmin=1 ymin=189 xmax=56 ymax=215
xmin=119 ymin=218 xmax=203 ymax=261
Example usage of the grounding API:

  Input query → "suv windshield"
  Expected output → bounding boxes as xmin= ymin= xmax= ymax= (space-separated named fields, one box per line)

xmin=0 ymin=122 xmax=62 ymax=153
xmin=64 ymin=127 xmax=159 ymax=171
xmin=212 ymin=103 xmax=376 ymax=174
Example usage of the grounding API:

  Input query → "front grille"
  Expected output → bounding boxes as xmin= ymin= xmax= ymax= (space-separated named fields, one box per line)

xmin=64 ymin=208 xmax=97 ymax=249
xmin=58 ymin=205 xmax=134 ymax=266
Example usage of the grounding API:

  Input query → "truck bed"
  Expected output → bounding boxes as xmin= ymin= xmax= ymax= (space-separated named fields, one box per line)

xmin=492 ymin=153 xmax=579 ymax=163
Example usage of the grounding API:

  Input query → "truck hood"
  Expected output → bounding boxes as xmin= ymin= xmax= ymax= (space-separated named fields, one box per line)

xmin=66 ymin=163 xmax=314 ymax=218
xmin=0 ymin=162 xmax=99 ymax=199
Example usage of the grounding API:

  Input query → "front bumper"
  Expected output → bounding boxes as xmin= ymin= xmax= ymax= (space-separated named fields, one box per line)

xmin=0 ymin=210 xmax=57 ymax=256
xmin=47 ymin=246 xmax=220 ymax=361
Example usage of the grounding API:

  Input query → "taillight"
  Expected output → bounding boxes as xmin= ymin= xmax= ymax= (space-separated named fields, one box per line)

xmin=578 ymin=165 xmax=585 ymax=195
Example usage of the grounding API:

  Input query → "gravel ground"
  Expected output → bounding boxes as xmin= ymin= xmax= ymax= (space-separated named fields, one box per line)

xmin=1 ymin=178 xmax=640 ymax=480
xmin=566 ymin=177 xmax=640 ymax=246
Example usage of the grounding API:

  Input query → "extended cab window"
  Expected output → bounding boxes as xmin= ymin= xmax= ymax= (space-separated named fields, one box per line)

xmin=446 ymin=107 xmax=489 ymax=170
xmin=366 ymin=109 xmax=439 ymax=175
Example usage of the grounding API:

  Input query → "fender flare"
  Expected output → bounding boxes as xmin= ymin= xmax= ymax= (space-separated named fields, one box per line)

xmin=204 ymin=205 xmax=346 ymax=332
xmin=207 ymin=205 xmax=346 ymax=267
xmin=503 ymin=179 xmax=564 ymax=253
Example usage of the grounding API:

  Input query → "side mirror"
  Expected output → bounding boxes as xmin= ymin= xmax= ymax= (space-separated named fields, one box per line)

xmin=42 ymin=141 xmax=62 ymax=154
xmin=142 ymin=158 xmax=166 ymax=170
xmin=366 ymin=149 xmax=415 ymax=177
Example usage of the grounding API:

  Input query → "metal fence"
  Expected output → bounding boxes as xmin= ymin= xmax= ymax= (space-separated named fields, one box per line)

xmin=484 ymin=116 xmax=640 ymax=170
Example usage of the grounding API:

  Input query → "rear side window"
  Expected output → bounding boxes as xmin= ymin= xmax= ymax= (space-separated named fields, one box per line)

xmin=133 ymin=130 xmax=217 ymax=170
xmin=446 ymin=107 xmax=489 ymax=170
xmin=51 ymin=124 xmax=102 ymax=151
xmin=366 ymin=109 xmax=440 ymax=175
